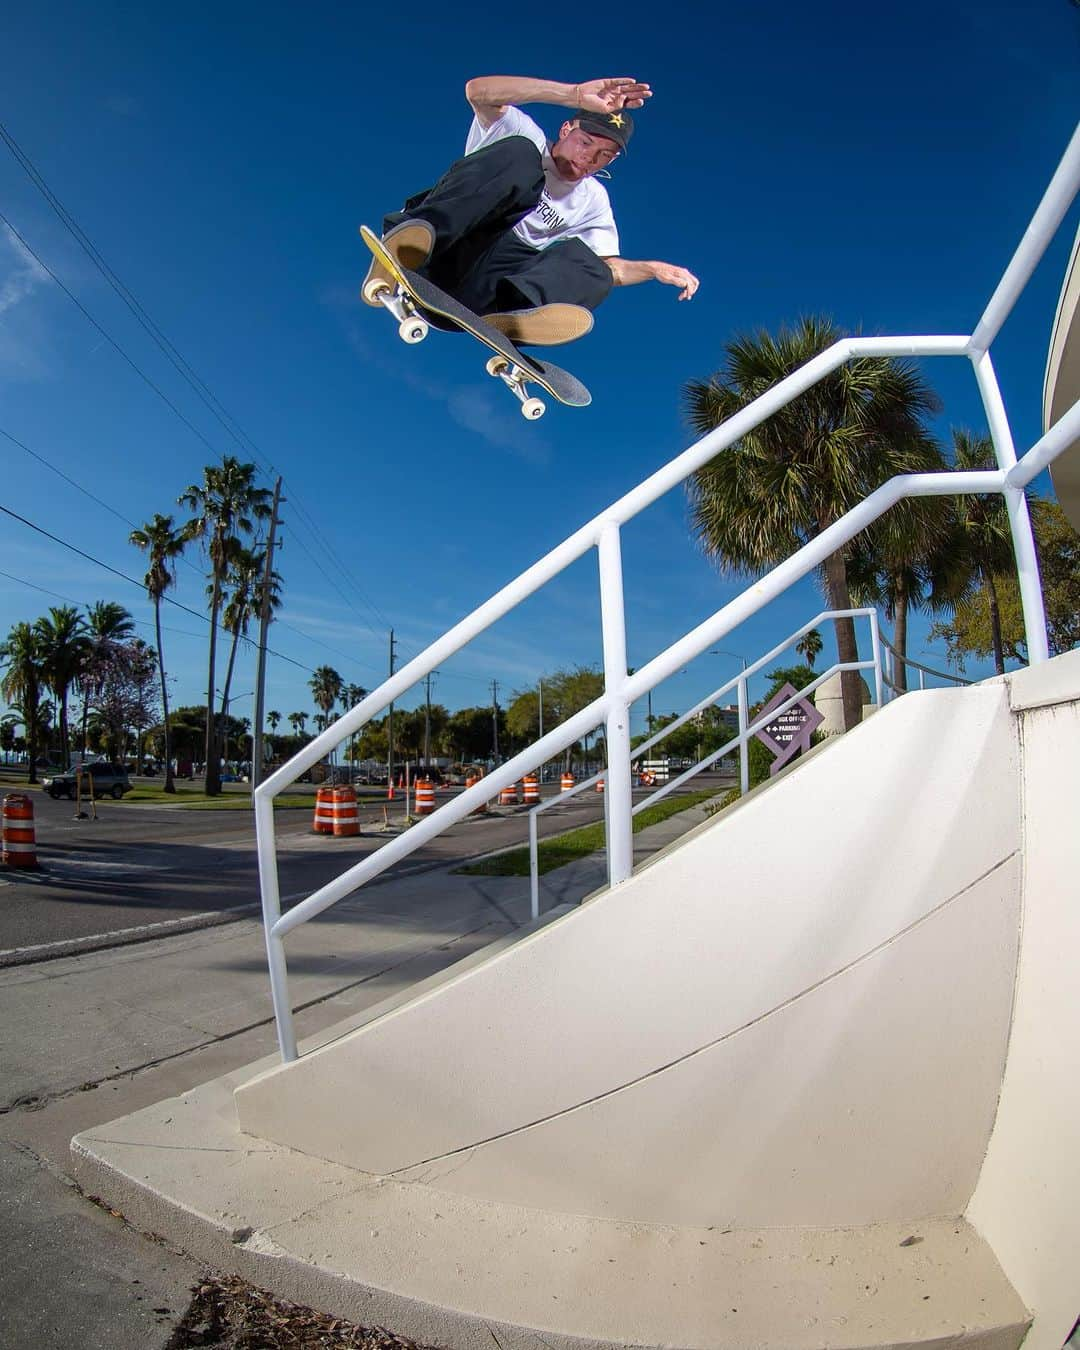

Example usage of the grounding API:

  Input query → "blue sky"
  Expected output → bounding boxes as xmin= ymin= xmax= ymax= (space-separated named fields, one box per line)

xmin=1 ymin=0 xmax=1078 ymax=742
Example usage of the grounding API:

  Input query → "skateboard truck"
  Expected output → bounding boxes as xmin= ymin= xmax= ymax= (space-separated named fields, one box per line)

xmin=485 ymin=355 xmax=546 ymax=420
xmin=363 ymin=277 xmax=430 ymax=345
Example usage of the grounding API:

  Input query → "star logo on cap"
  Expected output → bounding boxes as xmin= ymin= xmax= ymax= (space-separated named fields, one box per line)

xmin=608 ymin=113 xmax=626 ymax=128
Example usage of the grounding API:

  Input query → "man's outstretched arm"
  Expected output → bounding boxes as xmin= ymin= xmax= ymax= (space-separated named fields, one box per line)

xmin=465 ymin=76 xmax=652 ymax=130
xmin=604 ymin=257 xmax=700 ymax=302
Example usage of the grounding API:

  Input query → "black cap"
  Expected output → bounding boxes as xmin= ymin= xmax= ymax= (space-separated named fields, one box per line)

xmin=572 ymin=108 xmax=634 ymax=154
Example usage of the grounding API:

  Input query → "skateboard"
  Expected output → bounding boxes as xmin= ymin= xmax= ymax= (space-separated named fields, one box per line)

xmin=359 ymin=225 xmax=591 ymax=420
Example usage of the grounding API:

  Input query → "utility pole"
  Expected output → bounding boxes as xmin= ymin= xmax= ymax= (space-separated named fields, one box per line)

xmin=387 ymin=629 xmax=397 ymax=789
xmin=251 ymin=476 xmax=283 ymax=791
xmin=491 ymin=679 xmax=500 ymax=763
xmin=423 ymin=671 xmax=437 ymax=771
xmin=537 ymin=677 xmax=544 ymax=782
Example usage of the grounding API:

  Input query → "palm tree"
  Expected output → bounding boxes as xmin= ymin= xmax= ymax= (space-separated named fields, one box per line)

xmin=130 ymin=514 xmax=187 ymax=791
xmin=939 ymin=429 xmax=1018 ymax=675
xmin=343 ymin=683 xmax=368 ymax=767
xmin=35 ymin=605 xmax=87 ymax=768
xmin=0 ymin=622 xmax=46 ymax=782
xmin=179 ymin=458 xmax=272 ymax=795
xmin=310 ymin=666 xmax=343 ymax=762
xmin=79 ymin=602 xmax=135 ymax=755
xmin=288 ymin=711 xmax=308 ymax=739
xmin=685 ymin=317 xmax=942 ymax=731
xmin=845 ymin=445 xmax=952 ymax=692
xmin=214 ymin=545 xmax=283 ymax=732
xmin=263 ymin=712 xmax=278 ymax=766
xmin=795 ymin=628 xmax=823 ymax=668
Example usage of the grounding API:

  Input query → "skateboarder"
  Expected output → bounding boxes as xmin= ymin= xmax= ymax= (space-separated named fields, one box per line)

xmin=377 ymin=75 xmax=700 ymax=345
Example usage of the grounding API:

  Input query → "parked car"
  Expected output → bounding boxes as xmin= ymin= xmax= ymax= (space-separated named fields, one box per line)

xmin=42 ymin=762 xmax=132 ymax=800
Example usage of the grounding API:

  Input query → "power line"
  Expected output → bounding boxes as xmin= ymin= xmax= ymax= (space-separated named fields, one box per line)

xmin=0 ymin=211 xmax=232 ymax=464
xmin=0 ymin=121 xmax=396 ymax=636
xmin=0 ymin=568 xmax=210 ymax=642
xmin=0 ymin=500 xmax=321 ymax=675
xmin=0 ymin=420 xmax=390 ymax=672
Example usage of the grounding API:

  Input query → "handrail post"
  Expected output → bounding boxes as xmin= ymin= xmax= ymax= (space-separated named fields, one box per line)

xmin=868 ymin=609 xmax=883 ymax=711
xmin=597 ymin=523 xmax=633 ymax=888
xmin=737 ymin=674 xmax=749 ymax=796
xmin=254 ymin=793 xmax=298 ymax=1061
xmin=971 ymin=349 xmax=1050 ymax=664
xmin=529 ymin=809 xmax=540 ymax=921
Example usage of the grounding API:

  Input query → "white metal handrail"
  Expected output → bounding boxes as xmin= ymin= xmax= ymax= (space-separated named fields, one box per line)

xmin=256 ymin=123 xmax=1080 ymax=1063
xmin=879 ymin=632 xmax=972 ymax=698
xmin=525 ymin=608 xmax=882 ymax=917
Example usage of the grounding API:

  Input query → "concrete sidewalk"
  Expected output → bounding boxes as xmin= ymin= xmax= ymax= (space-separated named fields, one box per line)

xmin=0 ymin=793 xmax=725 ymax=1349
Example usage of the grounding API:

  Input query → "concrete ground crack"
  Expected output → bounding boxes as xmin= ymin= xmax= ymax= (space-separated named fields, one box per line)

xmin=0 ymin=919 xmax=509 ymax=1116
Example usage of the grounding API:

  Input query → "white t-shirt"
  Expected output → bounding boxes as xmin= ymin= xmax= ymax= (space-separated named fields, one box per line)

xmin=464 ymin=106 xmax=620 ymax=257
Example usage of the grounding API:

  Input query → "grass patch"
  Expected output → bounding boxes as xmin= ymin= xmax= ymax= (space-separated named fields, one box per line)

xmin=457 ymin=788 xmax=718 ymax=877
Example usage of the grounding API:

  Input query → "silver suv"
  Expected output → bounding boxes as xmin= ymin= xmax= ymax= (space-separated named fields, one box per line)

xmin=43 ymin=762 xmax=132 ymax=801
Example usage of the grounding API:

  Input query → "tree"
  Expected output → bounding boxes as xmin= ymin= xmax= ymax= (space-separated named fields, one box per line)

xmin=341 ymin=685 xmax=368 ymax=768
xmin=1 ymin=622 xmax=46 ymax=780
xmin=130 ymin=514 xmax=187 ymax=791
xmin=309 ymin=666 xmax=343 ymax=761
xmin=506 ymin=666 xmax=606 ymax=768
xmin=215 ymin=544 xmax=283 ymax=738
xmin=34 ymin=605 xmax=87 ymax=768
xmin=685 ymin=317 xmax=942 ymax=731
xmin=929 ymin=496 xmax=1080 ymax=667
xmin=446 ymin=706 xmax=500 ymax=762
xmin=927 ymin=430 xmax=1019 ymax=676
xmin=266 ymin=708 xmax=281 ymax=759
xmin=179 ymin=457 xmax=272 ymax=795
xmin=287 ymin=711 xmax=308 ymax=739
xmin=80 ymin=602 xmax=136 ymax=754
xmin=506 ymin=688 xmax=542 ymax=744
xmin=93 ymin=638 xmax=159 ymax=763
xmin=794 ymin=627 xmax=823 ymax=668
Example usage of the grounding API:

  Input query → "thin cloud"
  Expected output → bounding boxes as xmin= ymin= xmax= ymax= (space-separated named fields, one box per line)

xmin=0 ymin=223 xmax=50 ymax=317
xmin=344 ymin=317 xmax=555 ymax=465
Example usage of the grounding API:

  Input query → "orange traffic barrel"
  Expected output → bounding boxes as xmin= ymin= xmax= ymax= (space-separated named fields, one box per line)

xmin=560 ymin=772 xmax=574 ymax=792
xmin=522 ymin=773 xmax=540 ymax=805
xmin=596 ymin=778 xmax=605 ymax=793
xmin=414 ymin=779 xmax=436 ymax=815
xmin=498 ymin=783 xmax=518 ymax=806
xmin=313 ymin=786 xmax=335 ymax=834
xmin=465 ymin=774 xmax=486 ymax=815
xmin=2 ymin=793 xmax=38 ymax=868
xmin=329 ymin=786 xmax=359 ymax=836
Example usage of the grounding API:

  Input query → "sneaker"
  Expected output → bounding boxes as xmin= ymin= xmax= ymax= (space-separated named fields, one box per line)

xmin=361 ymin=219 xmax=436 ymax=308
xmin=382 ymin=218 xmax=435 ymax=269
xmin=483 ymin=304 xmax=594 ymax=347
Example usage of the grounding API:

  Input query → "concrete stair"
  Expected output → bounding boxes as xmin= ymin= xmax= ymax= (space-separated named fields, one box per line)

xmin=72 ymin=1066 xmax=1029 ymax=1350
xmin=72 ymin=651 xmax=1080 ymax=1348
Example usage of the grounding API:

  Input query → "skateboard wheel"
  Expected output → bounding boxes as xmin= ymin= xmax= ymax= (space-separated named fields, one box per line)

xmin=485 ymin=355 xmax=509 ymax=377
xmin=399 ymin=317 xmax=429 ymax=344
xmin=521 ymin=397 xmax=546 ymax=420
xmin=363 ymin=278 xmax=391 ymax=305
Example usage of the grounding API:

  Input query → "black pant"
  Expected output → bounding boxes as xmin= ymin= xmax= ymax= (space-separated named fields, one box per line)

xmin=384 ymin=136 xmax=613 ymax=314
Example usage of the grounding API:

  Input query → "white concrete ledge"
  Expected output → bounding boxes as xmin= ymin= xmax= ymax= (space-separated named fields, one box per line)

xmin=72 ymin=1069 xmax=1029 ymax=1350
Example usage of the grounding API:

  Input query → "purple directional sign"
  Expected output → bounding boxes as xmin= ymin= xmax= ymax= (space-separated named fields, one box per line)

xmin=754 ymin=682 xmax=824 ymax=776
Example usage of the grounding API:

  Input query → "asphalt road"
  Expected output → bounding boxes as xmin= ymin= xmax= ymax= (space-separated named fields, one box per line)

xmin=0 ymin=777 xmax=724 ymax=958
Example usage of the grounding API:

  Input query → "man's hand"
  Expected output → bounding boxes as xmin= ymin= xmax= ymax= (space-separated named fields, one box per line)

xmin=605 ymin=257 xmax=700 ymax=300
xmin=574 ymin=78 xmax=652 ymax=113
xmin=651 ymin=261 xmax=699 ymax=301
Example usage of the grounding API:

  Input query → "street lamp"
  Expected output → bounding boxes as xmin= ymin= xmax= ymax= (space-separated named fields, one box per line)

xmin=216 ymin=690 xmax=253 ymax=763
xmin=709 ymin=648 xmax=748 ymax=671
